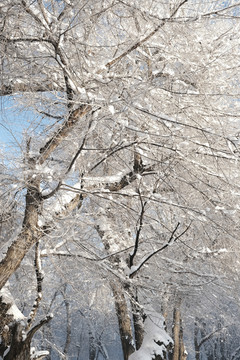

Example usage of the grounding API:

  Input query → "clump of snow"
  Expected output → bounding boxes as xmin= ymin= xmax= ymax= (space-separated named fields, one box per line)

xmin=30 ymin=347 xmax=49 ymax=360
xmin=109 ymin=105 xmax=115 ymax=114
xmin=0 ymin=287 xmax=25 ymax=320
xmin=7 ymin=303 xmax=25 ymax=320
xmin=129 ymin=310 xmax=172 ymax=360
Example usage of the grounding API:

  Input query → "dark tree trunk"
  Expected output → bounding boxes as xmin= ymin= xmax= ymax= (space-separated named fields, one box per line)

xmin=194 ymin=318 xmax=200 ymax=360
xmin=172 ymin=298 xmax=186 ymax=360
xmin=89 ymin=330 xmax=96 ymax=360
xmin=4 ymin=322 xmax=31 ymax=360
xmin=111 ymin=281 xmax=135 ymax=360
xmin=130 ymin=289 xmax=144 ymax=350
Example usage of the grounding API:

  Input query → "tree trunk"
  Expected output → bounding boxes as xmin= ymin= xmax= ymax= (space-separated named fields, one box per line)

xmin=89 ymin=330 xmax=96 ymax=360
xmin=179 ymin=318 xmax=187 ymax=360
xmin=173 ymin=306 xmax=181 ymax=360
xmin=161 ymin=291 xmax=170 ymax=331
xmin=172 ymin=299 xmax=186 ymax=360
xmin=194 ymin=319 xmax=200 ymax=360
xmin=132 ymin=307 xmax=144 ymax=351
xmin=3 ymin=322 xmax=31 ymax=360
xmin=0 ymin=180 xmax=41 ymax=290
xmin=130 ymin=289 xmax=144 ymax=350
xmin=111 ymin=281 xmax=135 ymax=360
xmin=2 ymin=315 xmax=51 ymax=360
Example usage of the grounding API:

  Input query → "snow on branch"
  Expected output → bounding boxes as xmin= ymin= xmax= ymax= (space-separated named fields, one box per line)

xmin=129 ymin=309 xmax=173 ymax=360
xmin=39 ymin=104 xmax=92 ymax=165
xmin=27 ymin=314 xmax=53 ymax=341
xmin=102 ymin=0 xmax=188 ymax=71
xmin=0 ymin=287 xmax=25 ymax=322
xmin=27 ymin=241 xmax=44 ymax=331
xmin=30 ymin=348 xmax=49 ymax=360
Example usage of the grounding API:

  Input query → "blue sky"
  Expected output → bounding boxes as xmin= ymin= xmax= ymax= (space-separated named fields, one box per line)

xmin=0 ymin=96 xmax=43 ymax=154
xmin=0 ymin=97 xmax=25 ymax=149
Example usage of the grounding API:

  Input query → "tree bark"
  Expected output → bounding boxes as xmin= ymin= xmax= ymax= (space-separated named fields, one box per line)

xmin=172 ymin=299 xmax=186 ymax=360
xmin=194 ymin=318 xmax=200 ymax=360
xmin=4 ymin=322 xmax=31 ymax=360
xmin=3 ymin=315 xmax=51 ymax=360
xmin=173 ymin=306 xmax=181 ymax=360
xmin=0 ymin=177 xmax=41 ymax=290
xmin=89 ymin=330 xmax=96 ymax=360
xmin=111 ymin=281 xmax=135 ymax=360
xmin=179 ymin=318 xmax=187 ymax=360
xmin=130 ymin=289 xmax=144 ymax=350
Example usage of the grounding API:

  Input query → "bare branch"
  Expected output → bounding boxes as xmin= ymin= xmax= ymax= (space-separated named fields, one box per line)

xmin=129 ymin=194 xmax=146 ymax=268
xmin=27 ymin=314 xmax=53 ymax=341
xmin=130 ymin=222 xmax=191 ymax=278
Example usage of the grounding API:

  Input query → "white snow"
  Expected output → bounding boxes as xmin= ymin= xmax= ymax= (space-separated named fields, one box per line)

xmin=30 ymin=348 xmax=49 ymax=360
xmin=6 ymin=303 xmax=25 ymax=320
xmin=3 ymin=347 xmax=10 ymax=357
xmin=108 ymin=105 xmax=115 ymax=115
xmin=0 ymin=287 xmax=25 ymax=320
xmin=129 ymin=310 xmax=172 ymax=360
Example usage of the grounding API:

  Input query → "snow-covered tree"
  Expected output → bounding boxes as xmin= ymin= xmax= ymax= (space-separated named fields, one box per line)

xmin=1 ymin=0 xmax=240 ymax=359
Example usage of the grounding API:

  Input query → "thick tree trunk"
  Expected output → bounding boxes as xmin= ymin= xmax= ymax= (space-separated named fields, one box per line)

xmin=0 ymin=180 xmax=41 ymax=290
xmin=111 ymin=281 xmax=135 ymax=360
xmin=172 ymin=299 xmax=186 ymax=360
xmin=4 ymin=322 xmax=31 ymax=360
xmin=194 ymin=318 xmax=200 ymax=360
xmin=179 ymin=318 xmax=187 ymax=360
xmin=130 ymin=289 xmax=144 ymax=350
xmin=132 ymin=306 xmax=144 ymax=351
xmin=89 ymin=330 xmax=96 ymax=360
xmin=1 ymin=308 xmax=51 ymax=360
xmin=173 ymin=305 xmax=181 ymax=360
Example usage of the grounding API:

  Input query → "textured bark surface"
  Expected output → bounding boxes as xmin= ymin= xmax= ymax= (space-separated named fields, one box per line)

xmin=130 ymin=292 xmax=144 ymax=351
xmin=3 ymin=322 xmax=30 ymax=360
xmin=0 ymin=180 xmax=41 ymax=290
xmin=179 ymin=319 xmax=187 ymax=360
xmin=132 ymin=309 xmax=144 ymax=351
xmin=111 ymin=281 xmax=135 ymax=360
xmin=172 ymin=302 xmax=181 ymax=360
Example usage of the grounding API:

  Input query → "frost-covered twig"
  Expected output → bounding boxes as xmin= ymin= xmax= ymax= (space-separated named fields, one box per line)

xmin=103 ymin=0 xmax=188 ymax=70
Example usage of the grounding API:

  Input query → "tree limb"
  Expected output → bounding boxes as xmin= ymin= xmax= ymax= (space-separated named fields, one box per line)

xmin=38 ymin=105 xmax=92 ymax=164
xmin=130 ymin=222 xmax=191 ymax=278
xmin=129 ymin=193 xmax=146 ymax=267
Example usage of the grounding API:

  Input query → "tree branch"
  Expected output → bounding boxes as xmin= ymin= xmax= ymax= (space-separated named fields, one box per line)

xmin=130 ymin=222 xmax=191 ymax=278
xmin=129 ymin=193 xmax=146 ymax=267
xmin=103 ymin=0 xmax=188 ymax=70
xmin=38 ymin=105 xmax=91 ymax=164
xmin=27 ymin=314 xmax=53 ymax=341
